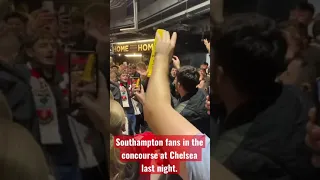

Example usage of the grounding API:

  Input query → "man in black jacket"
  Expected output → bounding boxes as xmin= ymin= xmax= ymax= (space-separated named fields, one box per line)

xmin=172 ymin=65 xmax=210 ymax=136
xmin=211 ymin=13 xmax=319 ymax=179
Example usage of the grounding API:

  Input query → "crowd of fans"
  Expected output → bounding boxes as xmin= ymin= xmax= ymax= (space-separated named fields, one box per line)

xmin=0 ymin=2 xmax=109 ymax=180
xmin=109 ymin=45 xmax=210 ymax=137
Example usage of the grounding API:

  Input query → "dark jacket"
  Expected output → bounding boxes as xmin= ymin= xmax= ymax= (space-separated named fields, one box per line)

xmin=0 ymin=62 xmax=39 ymax=139
xmin=110 ymin=81 xmax=121 ymax=103
xmin=212 ymin=85 xmax=319 ymax=180
xmin=0 ymin=63 xmax=79 ymax=165
xmin=173 ymin=89 xmax=210 ymax=136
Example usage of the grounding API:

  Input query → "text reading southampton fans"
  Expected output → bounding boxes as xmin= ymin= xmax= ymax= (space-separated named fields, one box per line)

xmin=115 ymin=136 xmax=205 ymax=174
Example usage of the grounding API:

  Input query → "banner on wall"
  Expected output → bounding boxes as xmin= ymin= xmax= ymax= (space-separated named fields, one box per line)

xmin=112 ymin=42 xmax=154 ymax=53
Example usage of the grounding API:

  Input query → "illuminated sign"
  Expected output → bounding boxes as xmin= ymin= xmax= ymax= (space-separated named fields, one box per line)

xmin=113 ymin=42 xmax=154 ymax=53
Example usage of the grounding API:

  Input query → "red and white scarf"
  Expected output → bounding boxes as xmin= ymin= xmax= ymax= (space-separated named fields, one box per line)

xmin=27 ymin=62 xmax=68 ymax=144
xmin=119 ymin=81 xmax=131 ymax=108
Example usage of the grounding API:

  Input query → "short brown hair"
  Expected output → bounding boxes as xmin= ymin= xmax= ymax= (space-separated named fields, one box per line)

xmin=84 ymin=3 xmax=109 ymax=23
xmin=136 ymin=62 xmax=147 ymax=71
xmin=23 ymin=30 xmax=57 ymax=48
xmin=119 ymin=68 xmax=128 ymax=75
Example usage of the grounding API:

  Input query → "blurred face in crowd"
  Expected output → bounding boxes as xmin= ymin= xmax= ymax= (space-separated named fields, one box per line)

xmin=112 ymin=66 xmax=118 ymax=72
xmin=28 ymin=38 xmax=57 ymax=66
xmin=171 ymin=67 xmax=177 ymax=77
xmin=199 ymin=69 xmax=206 ymax=77
xmin=129 ymin=66 xmax=136 ymax=75
xmin=174 ymin=77 xmax=181 ymax=94
xmin=120 ymin=73 xmax=129 ymax=83
xmin=0 ymin=33 xmax=21 ymax=63
xmin=44 ymin=17 xmax=59 ymax=38
xmin=110 ymin=72 xmax=117 ymax=82
xmin=6 ymin=17 xmax=25 ymax=35
xmin=290 ymin=9 xmax=313 ymax=25
xmin=201 ymin=64 xmax=208 ymax=70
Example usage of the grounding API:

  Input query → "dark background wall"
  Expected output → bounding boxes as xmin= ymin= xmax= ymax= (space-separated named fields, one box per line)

xmin=224 ymin=0 xmax=303 ymax=21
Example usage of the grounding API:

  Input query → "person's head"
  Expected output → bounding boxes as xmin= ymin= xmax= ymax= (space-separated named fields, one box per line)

xmin=111 ymin=65 xmax=119 ymax=72
xmin=199 ymin=68 xmax=207 ymax=78
xmin=290 ymin=2 xmax=315 ymax=25
xmin=30 ymin=10 xmax=59 ymax=38
xmin=136 ymin=62 xmax=147 ymax=72
xmin=200 ymin=62 xmax=208 ymax=70
xmin=110 ymin=100 xmax=126 ymax=135
xmin=25 ymin=30 xmax=58 ymax=66
xmin=170 ymin=67 xmax=177 ymax=78
xmin=110 ymin=100 xmax=126 ymax=179
xmin=119 ymin=69 xmax=129 ymax=83
xmin=110 ymin=71 xmax=118 ymax=83
xmin=175 ymin=66 xmax=199 ymax=96
xmin=129 ymin=64 xmax=136 ymax=75
xmin=4 ymin=12 xmax=28 ymax=36
xmin=0 ymin=32 xmax=21 ymax=63
xmin=0 ymin=123 xmax=50 ymax=180
xmin=84 ymin=3 xmax=109 ymax=34
xmin=211 ymin=14 xmax=286 ymax=103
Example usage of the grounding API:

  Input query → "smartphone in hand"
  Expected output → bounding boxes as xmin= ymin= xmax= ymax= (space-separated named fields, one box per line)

xmin=68 ymin=51 xmax=99 ymax=109
xmin=313 ymin=77 xmax=320 ymax=125
xmin=131 ymin=77 xmax=141 ymax=93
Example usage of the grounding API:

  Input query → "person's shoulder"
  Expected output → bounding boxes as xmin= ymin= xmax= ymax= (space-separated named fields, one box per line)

xmin=0 ymin=63 xmax=29 ymax=82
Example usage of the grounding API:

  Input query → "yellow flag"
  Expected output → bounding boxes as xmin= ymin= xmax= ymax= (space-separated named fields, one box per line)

xmin=147 ymin=29 xmax=165 ymax=77
xmin=82 ymin=53 xmax=96 ymax=82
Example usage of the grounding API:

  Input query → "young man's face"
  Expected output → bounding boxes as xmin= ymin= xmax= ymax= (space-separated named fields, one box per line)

xmin=44 ymin=17 xmax=59 ymax=38
xmin=120 ymin=73 xmax=129 ymax=83
xmin=31 ymin=38 xmax=57 ymax=66
xmin=199 ymin=69 xmax=206 ymax=77
xmin=171 ymin=68 xmax=177 ymax=77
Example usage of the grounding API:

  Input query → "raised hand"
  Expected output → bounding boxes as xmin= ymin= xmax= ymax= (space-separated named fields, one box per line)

xmin=133 ymin=85 xmax=145 ymax=105
xmin=155 ymin=31 xmax=177 ymax=61
xmin=172 ymin=55 xmax=181 ymax=69
xmin=203 ymin=39 xmax=210 ymax=53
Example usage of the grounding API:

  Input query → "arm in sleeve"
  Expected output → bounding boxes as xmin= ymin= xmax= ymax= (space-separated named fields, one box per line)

xmin=185 ymin=135 xmax=210 ymax=180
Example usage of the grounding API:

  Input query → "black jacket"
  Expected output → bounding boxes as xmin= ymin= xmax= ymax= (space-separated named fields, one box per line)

xmin=212 ymin=85 xmax=319 ymax=180
xmin=173 ymin=89 xmax=210 ymax=136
